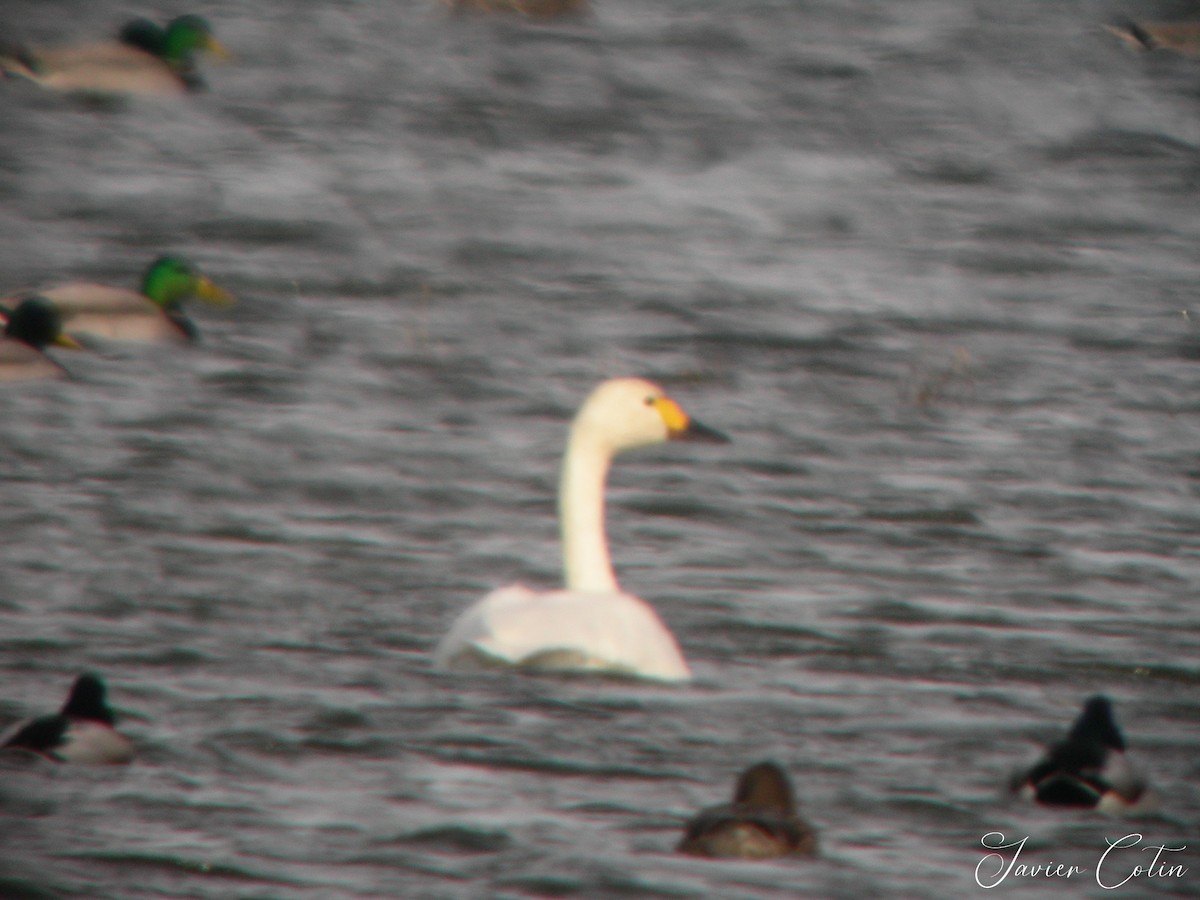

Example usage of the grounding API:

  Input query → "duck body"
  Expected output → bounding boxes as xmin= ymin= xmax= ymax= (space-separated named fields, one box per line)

xmin=0 ymin=295 xmax=81 ymax=381
xmin=1013 ymin=696 xmax=1151 ymax=813
xmin=1105 ymin=21 xmax=1200 ymax=56
xmin=0 ymin=337 xmax=70 ymax=381
xmin=678 ymin=761 xmax=818 ymax=859
xmin=1 ymin=673 xmax=133 ymax=765
xmin=0 ymin=15 xmax=229 ymax=96
xmin=5 ymin=42 xmax=194 ymax=95
xmin=36 ymin=282 xmax=198 ymax=342
xmin=432 ymin=377 xmax=729 ymax=683
xmin=6 ymin=255 xmax=235 ymax=343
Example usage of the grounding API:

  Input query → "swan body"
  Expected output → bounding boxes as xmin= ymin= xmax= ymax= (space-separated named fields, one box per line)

xmin=1012 ymin=696 xmax=1153 ymax=813
xmin=1 ymin=673 xmax=133 ymax=764
xmin=0 ymin=15 xmax=230 ymax=96
xmin=436 ymin=584 xmax=693 ymax=679
xmin=433 ymin=377 xmax=729 ymax=682
xmin=5 ymin=255 xmax=235 ymax=343
xmin=678 ymin=761 xmax=818 ymax=859
xmin=0 ymin=295 xmax=82 ymax=381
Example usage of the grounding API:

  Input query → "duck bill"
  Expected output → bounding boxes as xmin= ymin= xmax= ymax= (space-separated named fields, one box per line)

xmin=672 ymin=416 xmax=731 ymax=444
xmin=53 ymin=333 xmax=84 ymax=351
xmin=206 ymin=38 xmax=234 ymax=61
xmin=196 ymin=276 xmax=236 ymax=307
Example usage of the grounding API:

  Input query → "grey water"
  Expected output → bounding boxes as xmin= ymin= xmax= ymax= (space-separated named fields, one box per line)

xmin=0 ymin=0 xmax=1197 ymax=897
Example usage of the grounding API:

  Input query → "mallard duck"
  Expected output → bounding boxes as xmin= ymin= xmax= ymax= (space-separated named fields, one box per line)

xmin=1012 ymin=696 xmax=1153 ymax=812
xmin=432 ymin=377 xmax=729 ymax=682
xmin=678 ymin=761 xmax=818 ymax=859
xmin=0 ymin=295 xmax=82 ymax=381
xmin=10 ymin=255 xmax=236 ymax=343
xmin=0 ymin=14 xmax=231 ymax=96
xmin=1 ymin=673 xmax=133 ymax=764
xmin=1105 ymin=21 xmax=1200 ymax=56
xmin=446 ymin=0 xmax=589 ymax=18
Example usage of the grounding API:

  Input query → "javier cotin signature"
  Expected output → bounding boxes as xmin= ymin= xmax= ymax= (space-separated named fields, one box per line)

xmin=975 ymin=832 xmax=1188 ymax=890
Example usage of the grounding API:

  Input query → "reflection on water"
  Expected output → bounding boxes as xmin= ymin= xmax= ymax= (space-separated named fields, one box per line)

xmin=0 ymin=0 xmax=1197 ymax=897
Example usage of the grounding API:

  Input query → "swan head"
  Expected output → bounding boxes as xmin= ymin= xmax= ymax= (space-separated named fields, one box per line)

xmin=572 ymin=377 xmax=730 ymax=454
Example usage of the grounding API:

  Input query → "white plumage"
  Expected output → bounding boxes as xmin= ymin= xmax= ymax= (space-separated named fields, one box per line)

xmin=433 ymin=377 xmax=729 ymax=682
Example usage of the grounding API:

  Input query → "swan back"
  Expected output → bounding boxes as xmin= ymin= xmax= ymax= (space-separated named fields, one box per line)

xmin=432 ymin=584 xmax=691 ymax=681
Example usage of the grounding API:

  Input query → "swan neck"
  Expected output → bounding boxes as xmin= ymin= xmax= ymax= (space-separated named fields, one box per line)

xmin=559 ymin=426 xmax=618 ymax=593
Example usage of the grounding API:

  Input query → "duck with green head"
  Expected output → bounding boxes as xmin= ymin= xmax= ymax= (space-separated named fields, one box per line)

xmin=0 ymin=14 xmax=231 ymax=96
xmin=0 ymin=296 xmax=83 ymax=381
xmin=6 ymin=256 xmax=236 ymax=343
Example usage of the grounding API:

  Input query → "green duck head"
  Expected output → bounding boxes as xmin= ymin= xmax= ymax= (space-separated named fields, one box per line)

xmin=161 ymin=15 xmax=232 ymax=66
xmin=140 ymin=256 xmax=236 ymax=312
xmin=120 ymin=16 xmax=231 ymax=67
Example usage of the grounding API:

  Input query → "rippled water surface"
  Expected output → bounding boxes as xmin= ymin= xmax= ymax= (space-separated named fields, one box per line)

xmin=0 ymin=0 xmax=1198 ymax=897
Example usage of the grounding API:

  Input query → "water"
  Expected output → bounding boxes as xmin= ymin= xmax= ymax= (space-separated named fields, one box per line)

xmin=0 ymin=1 xmax=1197 ymax=897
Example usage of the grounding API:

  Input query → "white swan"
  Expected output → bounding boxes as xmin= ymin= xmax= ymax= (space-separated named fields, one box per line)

xmin=432 ymin=377 xmax=729 ymax=682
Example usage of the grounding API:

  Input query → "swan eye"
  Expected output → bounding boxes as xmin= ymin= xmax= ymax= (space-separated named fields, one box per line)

xmin=644 ymin=395 xmax=656 ymax=407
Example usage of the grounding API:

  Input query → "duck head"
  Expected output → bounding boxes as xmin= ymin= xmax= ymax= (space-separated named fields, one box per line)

xmin=3 ymin=296 xmax=82 ymax=350
xmin=160 ymin=16 xmax=232 ymax=65
xmin=141 ymin=255 xmax=235 ymax=312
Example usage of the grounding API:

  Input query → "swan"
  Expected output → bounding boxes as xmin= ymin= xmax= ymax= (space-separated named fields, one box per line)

xmin=0 ymin=15 xmax=230 ymax=96
xmin=677 ymin=761 xmax=818 ymax=859
xmin=1 ymin=673 xmax=134 ymax=764
xmin=6 ymin=255 xmax=236 ymax=343
xmin=432 ymin=377 xmax=729 ymax=682
xmin=0 ymin=295 xmax=83 ymax=381
xmin=1011 ymin=695 xmax=1154 ymax=813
